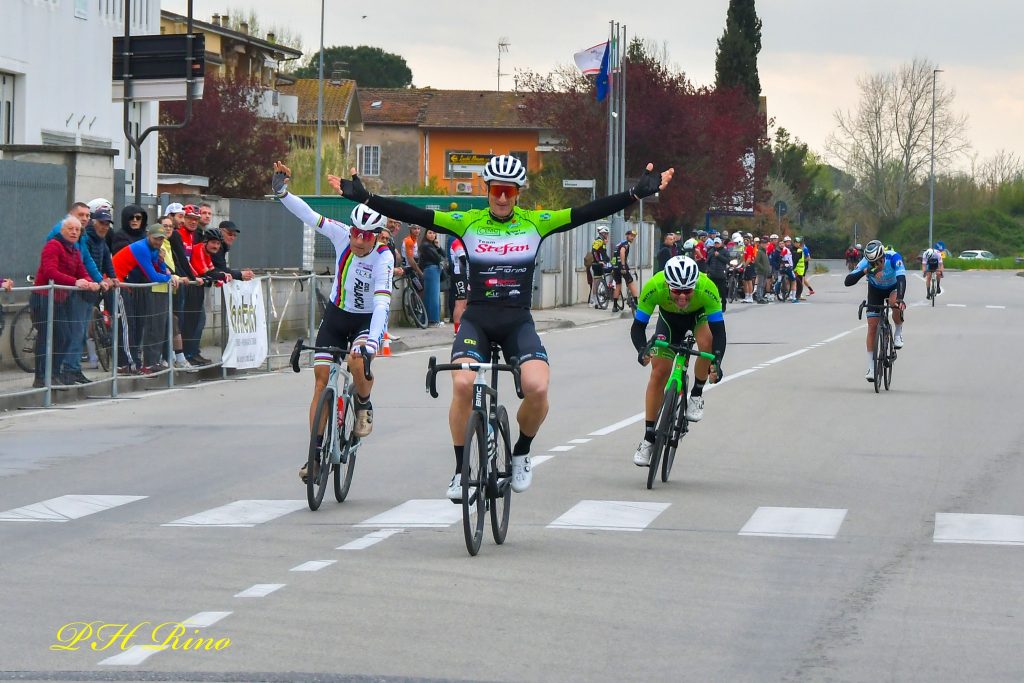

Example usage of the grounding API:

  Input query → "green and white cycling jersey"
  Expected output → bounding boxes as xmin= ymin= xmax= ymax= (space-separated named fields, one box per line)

xmin=431 ymin=206 xmax=574 ymax=307
xmin=635 ymin=271 xmax=725 ymax=325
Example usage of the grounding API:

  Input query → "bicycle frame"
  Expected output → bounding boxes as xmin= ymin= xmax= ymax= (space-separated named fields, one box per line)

xmin=652 ymin=337 xmax=717 ymax=396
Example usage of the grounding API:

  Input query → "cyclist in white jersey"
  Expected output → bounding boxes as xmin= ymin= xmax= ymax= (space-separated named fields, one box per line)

xmin=273 ymin=162 xmax=394 ymax=482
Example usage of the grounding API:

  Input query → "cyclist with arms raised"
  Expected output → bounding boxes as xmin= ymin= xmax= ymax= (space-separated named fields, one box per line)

xmin=630 ymin=256 xmax=726 ymax=466
xmin=272 ymin=162 xmax=394 ymax=483
xmin=331 ymin=155 xmax=673 ymax=497
xmin=845 ymin=239 xmax=906 ymax=382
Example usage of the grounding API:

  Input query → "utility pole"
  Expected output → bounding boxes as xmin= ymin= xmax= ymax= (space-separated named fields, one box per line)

xmin=314 ymin=0 xmax=325 ymax=195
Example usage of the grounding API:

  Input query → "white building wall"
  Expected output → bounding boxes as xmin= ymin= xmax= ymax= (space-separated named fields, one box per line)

xmin=1 ymin=0 xmax=161 ymax=196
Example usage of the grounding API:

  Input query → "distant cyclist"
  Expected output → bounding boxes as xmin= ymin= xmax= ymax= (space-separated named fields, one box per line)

xmin=611 ymin=229 xmax=639 ymax=311
xmin=272 ymin=161 xmax=394 ymax=483
xmin=630 ymin=256 xmax=725 ymax=467
xmin=332 ymin=155 xmax=673 ymax=498
xmin=845 ymin=239 xmax=906 ymax=381
xmin=922 ymin=244 xmax=944 ymax=298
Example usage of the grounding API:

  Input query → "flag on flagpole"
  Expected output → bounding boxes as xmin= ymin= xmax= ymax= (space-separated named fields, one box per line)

xmin=573 ymin=41 xmax=609 ymax=75
xmin=595 ymin=43 xmax=611 ymax=102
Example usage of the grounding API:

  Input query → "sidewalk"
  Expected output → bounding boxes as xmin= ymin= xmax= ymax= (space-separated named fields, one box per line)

xmin=389 ymin=302 xmax=631 ymax=352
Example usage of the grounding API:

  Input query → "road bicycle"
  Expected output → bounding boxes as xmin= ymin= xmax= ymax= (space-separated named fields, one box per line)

xmin=290 ymin=338 xmax=372 ymax=511
xmin=426 ymin=343 xmax=523 ymax=556
xmin=593 ymin=265 xmax=618 ymax=310
xmin=774 ymin=267 xmax=794 ymax=301
xmin=644 ymin=335 xmax=717 ymax=489
xmin=925 ymin=271 xmax=941 ymax=306
xmin=858 ymin=299 xmax=899 ymax=393
xmin=725 ymin=261 xmax=743 ymax=304
xmin=9 ymin=297 xmax=113 ymax=374
xmin=398 ymin=271 xmax=428 ymax=328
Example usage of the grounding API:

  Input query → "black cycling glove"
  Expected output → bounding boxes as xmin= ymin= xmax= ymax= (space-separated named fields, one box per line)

xmin=341 ymin=173 xmax=371 ymax=204
xmin=711 ymin=351 xmax=724 ymax=383
xmin=629 ymin=167 xmax=661 ymax=200
xmin=271 ymin=170 xmax=290 ymax=198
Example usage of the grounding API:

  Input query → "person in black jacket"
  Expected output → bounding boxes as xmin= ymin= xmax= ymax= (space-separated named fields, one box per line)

xmin=211 ymin=220 xmax=254 ymax=281
xmin=417 ymin=228 xmax=446 ymax=326
xmin=655 ymin=230 xmax=678 ymax=273
xmin=705 ymin=237 xmax=732 ymax=311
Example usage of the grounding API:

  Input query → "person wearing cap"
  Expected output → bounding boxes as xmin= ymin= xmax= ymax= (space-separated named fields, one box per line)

xmin=210 ymin=220 xmax=254 ymax=281
xmin=611 ymin=229 xmax=638 ymax=310
xmin=587 ymin=235 xmax=612 ymax=308
xmin=113 ymin=222 xmax=180 ymax=373
xmin=794 ymin=237 xmax=816 ymax=299
xmin=740 ymin=233 xmax=756 ymax=303
xmin=78 ymin=208 xmax=119 ymax=372
xmin=776 ymin=236 xmax=797 ymax=300
xmin=705 ymin=235 xmax=731 ymax=311
xmin=176 ymin=205 xmax=212 ymax=366
xmin=753 ymin=237 xmax=771 ymax=303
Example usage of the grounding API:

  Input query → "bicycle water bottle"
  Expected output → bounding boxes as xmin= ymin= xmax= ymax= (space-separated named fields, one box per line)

xmin=337 ymin=396 xmax=345 ymax=429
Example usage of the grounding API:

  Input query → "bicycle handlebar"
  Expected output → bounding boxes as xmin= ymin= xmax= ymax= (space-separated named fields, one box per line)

xmin=857 ymin=299 xmax=904 ymax=321
xmin=425 ymin=355 xmax=524 ymax=400
xmin=648 ymin=337 xmax=717 ymax=362
xmin=290 ymin=338 xmax=373 ymax=380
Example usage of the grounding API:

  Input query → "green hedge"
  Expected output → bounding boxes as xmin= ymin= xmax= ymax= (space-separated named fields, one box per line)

xmin=881 ymin=207 xmax=1024 ymax=257
xmin=944 ymin=257 xmax=1023 ymax=270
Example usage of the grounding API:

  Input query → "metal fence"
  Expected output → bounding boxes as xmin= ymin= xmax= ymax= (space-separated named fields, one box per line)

xmin=0 ymin=159 xmax=68 ymax=283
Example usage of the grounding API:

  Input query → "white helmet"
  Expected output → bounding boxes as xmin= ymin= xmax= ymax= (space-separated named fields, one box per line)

xmin=864 ymin=240 xmax=885 ymax=261
xmin=663 ymin=256 xmax=700 ymax=290
xmin=88 ymin=197 xmax=113 ymax=213
xmin=481 ymin=155 xmax=527 ymax=187
xmin=924 ymin=248 xmax=936 ymax=259
xmin=349 ymin=204 xmax=387 ymax=232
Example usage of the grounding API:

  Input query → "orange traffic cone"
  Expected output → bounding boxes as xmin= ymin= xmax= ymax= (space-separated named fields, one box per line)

xmin=380 ymin=332 xmax=392 ymax=357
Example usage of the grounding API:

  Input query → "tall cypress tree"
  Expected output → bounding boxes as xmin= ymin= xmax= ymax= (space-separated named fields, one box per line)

xmin=714 ymin=0 xmax=763 ymax=101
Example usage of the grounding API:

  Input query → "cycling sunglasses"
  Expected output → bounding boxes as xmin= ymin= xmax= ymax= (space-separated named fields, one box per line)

xmin=670 ymin=287 xmax=694 ymax=295
xmin=488 ymin=184 xmax=519 ymax=199
xmin=350 ymin=227 xmax=378 ymax=240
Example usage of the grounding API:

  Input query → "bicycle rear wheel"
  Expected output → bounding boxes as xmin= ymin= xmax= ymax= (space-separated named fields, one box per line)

xmin=461 ymin=411 xmax=487 ymax=556
xmin=92 ymin=306 xmax=112 ymax=372
xmin=595 ymin=280 xmax=608 ymax=309
xmin=333 ymin=392 xmax=357 ymax=502
xmin=873 ymin=324 xmax=885 ymax=394
xmin=648 ymin=388 xmax=677 ymax=489
xmin=403 ymin=285 xmax=428 ymax=329
xmin=11 ymin=305 xmax=36 ymax=374
xmin=489 ymin=405 xmax=512 ymax=545
xmin=662 ymin=376 xmax=689 ymax=483
xmin=307 ymin=387 xmax=335 ymax=510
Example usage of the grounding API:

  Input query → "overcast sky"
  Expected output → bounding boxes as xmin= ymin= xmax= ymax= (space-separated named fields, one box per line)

xmin=167 ymin=0 xmax=1024 ymax=170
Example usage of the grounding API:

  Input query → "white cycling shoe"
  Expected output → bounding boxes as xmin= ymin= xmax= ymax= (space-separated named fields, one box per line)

xmin=447 ymin=474 xmax=462 ymax=502
xmin=511 ymin=455 xmax=532 ymax=492
xmin=684 ymin=395 xmax=705 ymax=422
xmin=893 ymin=334 xmax=904 ymax=349
xmin=865 ymin=368 xmax=875 ymax=382
xmin=633 ymin=440 xmax=653 ymax=467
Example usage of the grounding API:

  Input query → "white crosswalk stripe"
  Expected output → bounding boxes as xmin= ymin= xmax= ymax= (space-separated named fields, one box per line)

xmin=0 ymin=494 xmax=146 ymax=523
xmin=547 ymin=500 xmax=670 ymax=531
xmin=162 ymin=500 xmax=306 ymax=528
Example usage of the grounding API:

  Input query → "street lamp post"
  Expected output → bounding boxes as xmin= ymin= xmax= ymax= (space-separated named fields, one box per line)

xmin=314 ymin=0 xmax=325 ymax=195
xmin=928 ymin=68 xmax=943 ymax=250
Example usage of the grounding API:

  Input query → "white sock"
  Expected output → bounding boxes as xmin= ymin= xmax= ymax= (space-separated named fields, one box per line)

xmin=86 ymin=339 xmax=98 ymax=362
xmin=866 ymin=351 xmax=875 ymax=372
xmin=895 ymin=324 xmax=903 ymax=337
xmin=175 ymin=352 xmax=186 ymax=362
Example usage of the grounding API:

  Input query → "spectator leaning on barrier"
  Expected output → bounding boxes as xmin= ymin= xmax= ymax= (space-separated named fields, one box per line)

xmin=198 ymin=202 xmax=214 ymax=237
xmin=177 ymin=205 xmax=212 ymax=366
xmin=80 ymin=209 xmax=119 ymax=371
xmin=210 ymin=220 xmax=254 ymax=281
xmin=112 ymin=222 xmax=178 ymax=374
xmin=706 ymin=236 xmax=731 ymax=311
xmin=31 ymin=216 xmax=100 ymax=387
xmin=403 ymin=224 xmax=423 ymax=280
xmin=153 ymin=216 xmax=190 ymax=369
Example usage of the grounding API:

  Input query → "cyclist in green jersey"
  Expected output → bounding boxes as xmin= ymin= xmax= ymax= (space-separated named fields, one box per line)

xmin=329 ymin=155 xmax=674 ymax=497
xmin=630 ymin=255 xmax=726 ymax=467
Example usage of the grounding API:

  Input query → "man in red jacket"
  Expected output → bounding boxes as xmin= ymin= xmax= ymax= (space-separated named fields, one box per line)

xmin=30 ymin=216 xmax=100 ymax=387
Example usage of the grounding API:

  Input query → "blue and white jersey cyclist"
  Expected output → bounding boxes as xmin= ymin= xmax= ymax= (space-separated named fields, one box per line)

xmin=844 ymin=239 xmax=907 ymax=382
xmin=329 ymin=154 xmax=674 ymax=500
xmin=272 ymin=161 xmax=394 ymax=484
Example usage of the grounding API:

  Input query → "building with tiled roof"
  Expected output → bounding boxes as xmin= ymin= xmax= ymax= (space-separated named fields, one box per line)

xmin=277 ymin=78 xmax=364 ymax=157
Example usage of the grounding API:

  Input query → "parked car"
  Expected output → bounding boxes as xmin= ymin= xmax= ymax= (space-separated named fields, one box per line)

xmin=958 ymin=250 xmax=995 ymax=260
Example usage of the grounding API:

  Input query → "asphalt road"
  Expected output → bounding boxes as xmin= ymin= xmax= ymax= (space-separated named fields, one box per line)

xmin=1 ymin=267 xmax=1022 ymax=683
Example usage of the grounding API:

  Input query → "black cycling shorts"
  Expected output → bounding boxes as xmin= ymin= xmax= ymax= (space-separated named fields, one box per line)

xmin=590 ymin=262 xmax=607 ymax=277
xmin=742 ymin=265 xmax=756 ymax=281
xmin=866 ymin=284 xmax=899 ymax=318
xmin=314 ymin=304 xmax=372 ymax=365
xmin=651 ymin=310 xmax=706 ymax=360
xmin=612 ymin=267 xmax=634 ymax=285
xmin=453 ymin=275 xmax=468 ymax=301
xmin=925 ymin=262 xmax=940 ymax=273
xmin=451 ymin=305 xmax=548 ymax=365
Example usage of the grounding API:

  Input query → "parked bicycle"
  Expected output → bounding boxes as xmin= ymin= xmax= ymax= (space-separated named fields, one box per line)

xmin=858 ymin=299 xmax=898 ymax=393
xmin=724 ymin=260 xmax=743 ymax=304
xmin=398 ymin=271 xmax=428 ymax=328
xmin=426 ymin=342 xmax=523 ymax=556
xmin=593 ymin=265 xmax=618 ymax=310
xmin=644 ymin=335 xmax=717 ymax=489
xmin=290 ymin=338 xmax=372 ymax=510
xmin=774 ymin=266 xmax=794 ymax=301
xmin=9 ymin=296 xmax=113 ymax=375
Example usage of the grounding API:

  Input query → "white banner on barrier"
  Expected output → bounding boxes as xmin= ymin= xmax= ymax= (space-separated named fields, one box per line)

xmin=222 ymin=280 xmax=267 ymax=369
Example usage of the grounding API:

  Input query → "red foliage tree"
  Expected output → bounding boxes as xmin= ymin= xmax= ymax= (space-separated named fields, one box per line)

xmin=159 ymin=74 xmax=289 ymax=198
xmin=519 ymin=40 xmax=766 ymax=229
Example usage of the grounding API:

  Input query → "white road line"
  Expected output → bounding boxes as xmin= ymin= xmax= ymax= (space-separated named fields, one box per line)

xmin=986 ymin=305 xmax=1006 ymax=309
xmin=0 ymin=494 xmax=147 ymax=523
xmin=337 ymin=528 xmax=404 ymax=550
xmin=355 ymin=499 xmax=462 ymax=528
xmin=568 ymin=438 xmax=592 ymax=444
xmin=708 ymin=367 xmax=760 ymax=388
xmin=547 ymin=500 xmax=671 ymax=531
xmin=821 ymin=329 xmax=856 ymax=344
xmin=290 ymin=560 xmax=336 ymax=572
xmin=163 ymin=500 xmax=306 ymax=528
xmin=182 ymin=611 xmax=232 ymax=628
xmin=589 ymin=412 xmax=644 ymax=436
xmin=933 ymin=513 xmax=1024 ymax=545
xmin=739 ymin=507 xmax=848 ymax=539
xmin=98 ymin=645 xmax=165 ymax=666
xmin=235 ymin=583 xmax=285 ymax=598
xmin=764 ymin=348 xmax=810 ymax=364
xmin=947 ymin=304 xmax=967 ymax=308
xmin=548 ymin=445 xmax=575 ymax=452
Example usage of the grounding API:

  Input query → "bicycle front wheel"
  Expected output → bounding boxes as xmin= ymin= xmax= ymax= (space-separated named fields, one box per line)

xmin=403 ymin=285 xmax=428 ymax=329
xmin=662 ymin=378 xmax=688 ymax=483
xmin=11 ymin=305 xmax=36 ymax=374
xmin=873 ymin=324 xmax=885 ymax=394
xmin=489 ymin=405 xmax=512 ymax=545
xmin=883 ymin=328 xmax=894 ymax=391
xmin=307 ymin=387 xmax=336 ymax=510
xmin=333 ymin=392 xmax=357 ymax=502
xmin=461 ymin=411 xmax=487 ymax=556
xmin=648 ymin=388 xmax=678 ymax=489
xmin=92 ymin=307 xmax=112 ymax=372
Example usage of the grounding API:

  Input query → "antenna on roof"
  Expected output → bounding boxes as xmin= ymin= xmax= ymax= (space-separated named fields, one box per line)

xmin=497 ymin=38 xmax=510 ymax=92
